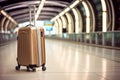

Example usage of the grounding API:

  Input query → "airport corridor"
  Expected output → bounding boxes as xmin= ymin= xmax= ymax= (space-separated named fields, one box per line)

xmin=0 ymin=39 xmax=120 ymax=80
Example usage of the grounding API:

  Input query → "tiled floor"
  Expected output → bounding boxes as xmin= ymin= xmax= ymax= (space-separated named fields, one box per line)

xmin=0 ymin=39 xmax=120 ymax=80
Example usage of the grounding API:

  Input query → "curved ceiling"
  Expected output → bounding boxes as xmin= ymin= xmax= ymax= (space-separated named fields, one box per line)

xmin=0 ymin=0 xmax=73 ymax=23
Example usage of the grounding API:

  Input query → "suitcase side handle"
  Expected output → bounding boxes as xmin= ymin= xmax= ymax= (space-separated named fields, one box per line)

xmin=41 ymin=32 xmax=43 ymax=37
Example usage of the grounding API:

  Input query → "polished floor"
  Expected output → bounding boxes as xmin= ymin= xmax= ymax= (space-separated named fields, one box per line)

xmin=0 ymin=39 xmax=120 ymax=80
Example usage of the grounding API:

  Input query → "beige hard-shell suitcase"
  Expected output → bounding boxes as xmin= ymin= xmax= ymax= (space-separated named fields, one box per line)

xmin=16 ymin=26 xmax=46 ymax=71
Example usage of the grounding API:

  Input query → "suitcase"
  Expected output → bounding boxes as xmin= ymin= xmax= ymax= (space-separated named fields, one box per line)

xmin=15 ymin=26 xmax=46 ymax=71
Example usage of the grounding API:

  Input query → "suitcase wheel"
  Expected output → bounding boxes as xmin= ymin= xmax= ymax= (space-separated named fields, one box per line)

xmin=27 ymin=66 xmax=30 ymax=71
xmin=28 ymin=65 xmax=37 ymax=72
xmin=42 ymin=66 xmax=46 ymax=71
xmin=32 ymin=67 xmax=36 ymax=72
xmin=15 ymin=65 xmax=20 ymax=71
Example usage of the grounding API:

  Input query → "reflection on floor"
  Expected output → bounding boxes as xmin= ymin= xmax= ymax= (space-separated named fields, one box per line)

xmin=0 ymin=39 xmax=120 ymax=80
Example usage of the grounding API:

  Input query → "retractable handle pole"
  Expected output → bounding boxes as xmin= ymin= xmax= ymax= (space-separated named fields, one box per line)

xmin=29 ymin=5 xmax=36 ymax=27
xmin=33 ymin=5 xmax=36 ymax=27
xmin=29 ymin=5 xmax=32 ymax=25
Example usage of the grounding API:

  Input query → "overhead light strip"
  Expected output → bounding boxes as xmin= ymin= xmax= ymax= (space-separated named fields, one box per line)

xmin=35 ymin=0 xmax=46 ymax=20
xmin=101 ymin=0 xmax=107 ymax=32
xmin=51 ymin=0 xmax=80 ymax=21
xmin=70 ymin=0 xmax=80 ymax=8
xmin=0 ymin=10 xmax=18 ymax=25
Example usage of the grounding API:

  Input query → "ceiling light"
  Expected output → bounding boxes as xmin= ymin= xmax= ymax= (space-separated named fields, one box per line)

xmin=70 ymin=0 xmax=80 ymax=8
xmin=1 ymin=10 xmax=18 ymax=25
xmin=35 ymin=0 xmax=46 ymax=20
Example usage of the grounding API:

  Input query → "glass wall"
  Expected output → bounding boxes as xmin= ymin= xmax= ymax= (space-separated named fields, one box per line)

xmin=46 ymin=32 xmax=120 ymax=48
xmin=0 ymin=33 xmax=17 ymax=46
